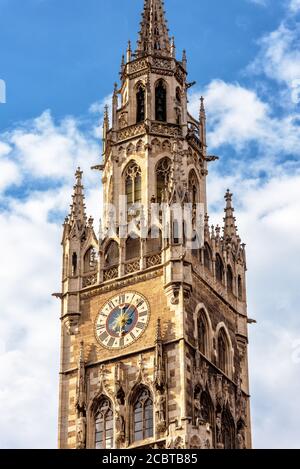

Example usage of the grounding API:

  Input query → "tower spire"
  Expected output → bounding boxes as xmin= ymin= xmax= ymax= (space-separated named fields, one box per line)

xmin=223 ymin=189 xmax=238 ymax=242
xmin=136 ymin=0 xmax=171 ymax=58
xmin=69 ymin=168 xmax=87 ymax=226
xmin=199 ymin=96 xmax=207 ymax=153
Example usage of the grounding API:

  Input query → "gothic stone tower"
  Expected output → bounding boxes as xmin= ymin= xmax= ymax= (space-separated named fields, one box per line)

xmin=58 ymin=0 xmax=252 ymax=450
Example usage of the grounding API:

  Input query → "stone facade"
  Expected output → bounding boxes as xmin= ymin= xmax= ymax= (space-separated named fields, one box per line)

xmin=57 ymin=0 xmax=252 ymax=450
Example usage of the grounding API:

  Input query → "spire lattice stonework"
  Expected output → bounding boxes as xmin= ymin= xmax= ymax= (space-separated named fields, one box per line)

xmin=136 ymin=0 xmax=171 ymax=57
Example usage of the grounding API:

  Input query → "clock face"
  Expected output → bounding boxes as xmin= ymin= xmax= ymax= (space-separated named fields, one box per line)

xmin=95 ymin=291 xmax=150 ymax=350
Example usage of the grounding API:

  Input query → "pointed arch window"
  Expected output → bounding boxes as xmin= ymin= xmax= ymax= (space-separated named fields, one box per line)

xmin=238 ymin=275 xmax=243 ymax=301
xmin=227 ymin=265 xmax=233 ymax=293
xmin=125 ymin=162 xmax=142 ymax=207
xmin=215 ymin=254 xmax=224 ymax=283
xmin=133 ymin=387 xmax=153 ymax=442
xmin=218 ymin=329 xmax=228 ymax=374
xmin=104 ymin=240 xmax=119 ymax=267
xmin=197 ymin=310 xmax=208 ymax=356
xmin=136 ymin=85 xmax=145 ymax=123
xmin=156 ymin=157 xmax=171 ymax=203
xmin=95 ymin=398 xmax=114 ymax=449
xmin=84 ymin=247 xmax=98 ymax=273
xmin=155 ymin=80 xmax=167 ymax=122
xmin=126 ymin=236 xmax=141 ymax=261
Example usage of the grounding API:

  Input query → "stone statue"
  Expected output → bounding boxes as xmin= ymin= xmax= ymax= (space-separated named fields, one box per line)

xmin=76 ymin=416 xmax=86 ymax=449
xmin=115 ymin=410 xmax=125 ymax=443
xmin=156 ymin=392 xmax=166 ymax=431
xmin=237 ymin=429 xmax=246 ymax=449
xmin=216 ymin=413 xmax=222 ymax=446
xmin=194 ymin=390 xmax=203 ymax=425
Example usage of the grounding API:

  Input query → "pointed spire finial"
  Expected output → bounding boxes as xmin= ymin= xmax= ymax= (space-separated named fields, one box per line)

xmin=182 ymin=49 xmax=187 ymax=69
xmin=120 ymin=54 xmax=125 ymax=77
xmin=200 ymin=96 xmax=205 ymax=112
xmin=103 ymin=104 xmax=109 ymax=124
xmin=75 ymin=167 xmax=83 ymax=182
xmin=127 ymin=40 xmax=132 ymax=62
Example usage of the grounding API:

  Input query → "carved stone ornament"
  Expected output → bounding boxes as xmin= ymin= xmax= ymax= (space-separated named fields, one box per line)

xmin=189 ymin=435 xmax=201 ymax=449
xmin=62 ymin=312 xmax=80 ymax=335
xmin=174 ymin=436 xmax=184 ymax=449
xmin=237 ymin=429 xmax=246 ymax=449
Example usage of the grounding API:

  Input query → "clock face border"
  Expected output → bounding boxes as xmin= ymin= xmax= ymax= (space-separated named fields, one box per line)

xmin=94 ymin=291 xmax=151 ymax=350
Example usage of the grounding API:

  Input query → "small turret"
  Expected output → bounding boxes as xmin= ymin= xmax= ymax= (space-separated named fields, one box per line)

xmin=69 ymin=168 xmax=87 ymax=230
xmin=223 ymin=190 xmax=238 ymax=243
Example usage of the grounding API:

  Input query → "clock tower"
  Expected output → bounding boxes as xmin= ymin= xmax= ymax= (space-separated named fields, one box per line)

xmin=58 ymin=0 xmax=252 ymax=449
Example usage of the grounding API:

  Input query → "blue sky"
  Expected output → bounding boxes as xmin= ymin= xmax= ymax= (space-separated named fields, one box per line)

xmin=0 ymin=0 xmax=286 ymax=126
xmin=1 ymin=0 xmax=300 ymax=449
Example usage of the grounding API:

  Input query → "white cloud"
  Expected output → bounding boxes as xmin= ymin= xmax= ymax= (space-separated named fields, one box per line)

xmin=2 ymin=111 xmax=99 ymax=182
xmin=189 ymin=80 xmax=300 ymax=158
xmin=0 ymin=111 xmax=101 ymax=448
xmin=289 ymin=0 xmax=300 ymax=13
xmin=247 ymin=13 xmax=300 ymax=106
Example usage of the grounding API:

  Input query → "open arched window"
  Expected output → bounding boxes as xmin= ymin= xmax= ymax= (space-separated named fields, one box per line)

xmin=84 ymin=247 xmax=98 ymax=273
xmin=125 ymin=162 xmax=142 ymax=208
xmin=238 ymin=275 xmax=243 ymax=301
xmin=155 ymin=80 xmax=167 ymax=122
xmin=136 ymin=84 xmax=145 ymax=123
xmin=156 ymin=157 xmax=171 ymax=203
xmin=204 ymin=243 xmax=212 ymax=271
xmin=126 ymin=236 xmax=141 ymax=261
xmin=95 ymin=398 xmax=114 ymax=449
xmin=215 ymin=254 xmax=224 ymax=283
xmin=104 ymin=240 xmax=119 ymax=268
xmin=227 ymin=265 xmax=233 ymax=293
xmin=133 ymin=387 xmax=153 ymax=442
xmin=217 ymin=328 xmax=228 ymax=374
